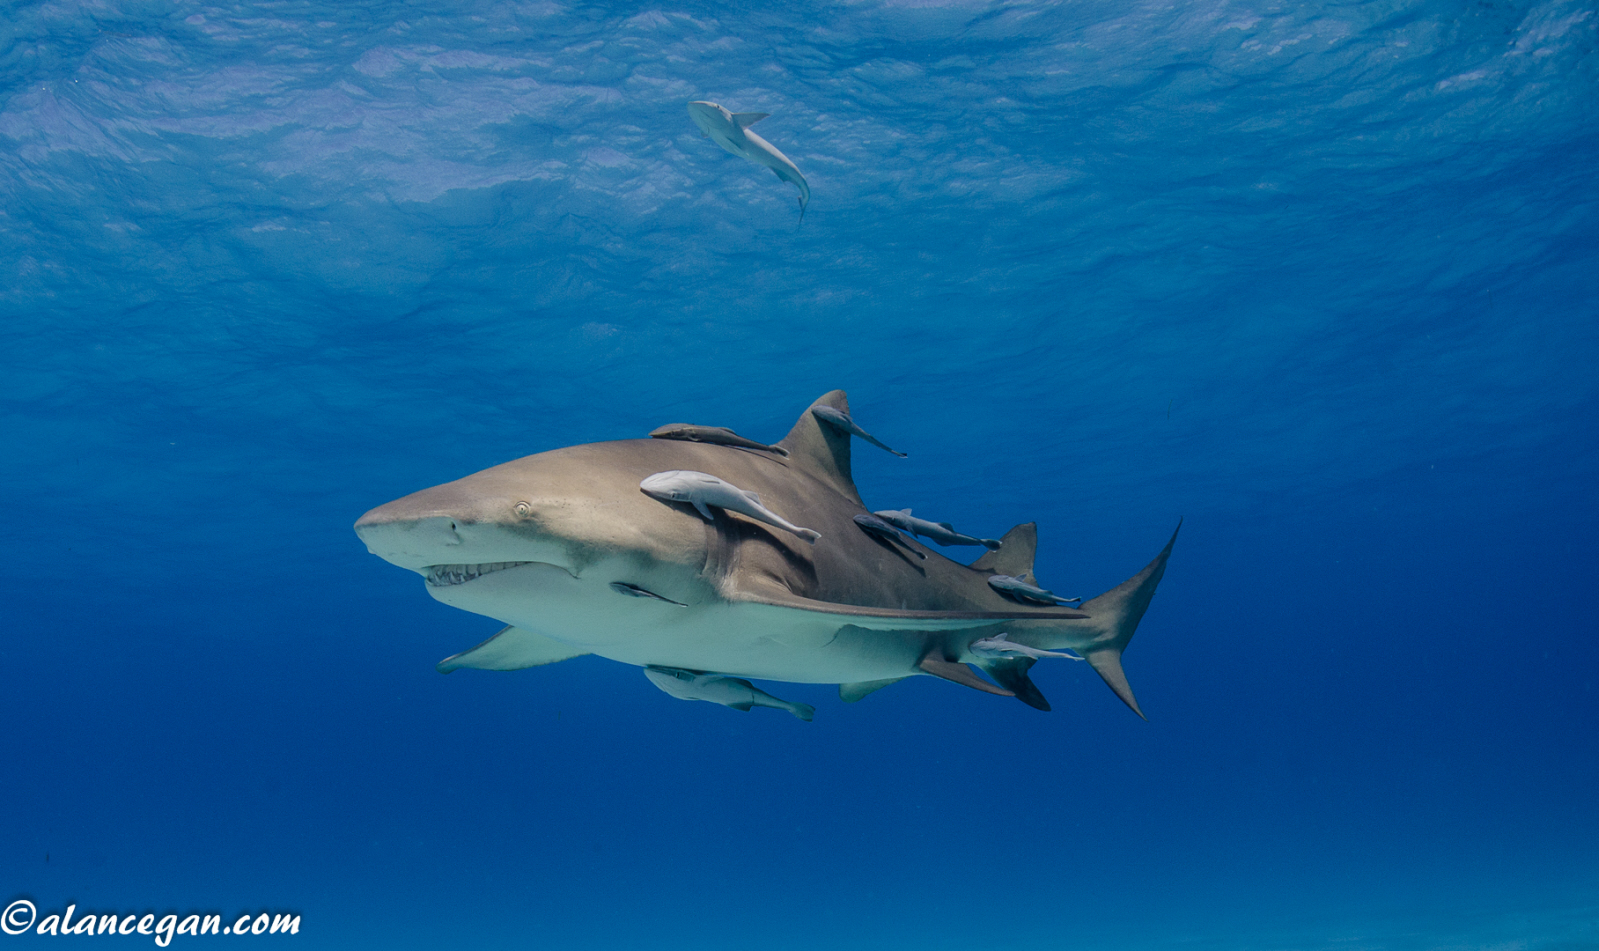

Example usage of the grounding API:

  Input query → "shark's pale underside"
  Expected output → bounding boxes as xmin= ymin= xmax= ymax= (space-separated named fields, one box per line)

xmin=354 ymin=391 xmax=1178 ymax=719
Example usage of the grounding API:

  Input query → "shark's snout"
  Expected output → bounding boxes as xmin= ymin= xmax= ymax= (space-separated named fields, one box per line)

xmin=353 ymin=476 xmax=585 ymax=576
xmin=354 ymin=511 xmax=466 ymax=570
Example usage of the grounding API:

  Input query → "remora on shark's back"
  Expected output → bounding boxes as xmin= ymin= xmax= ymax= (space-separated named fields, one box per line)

xmin=687 ymin=100 xmax=810 ymax=217
xmin=354 ymin=391 xmax=1179 ymax=722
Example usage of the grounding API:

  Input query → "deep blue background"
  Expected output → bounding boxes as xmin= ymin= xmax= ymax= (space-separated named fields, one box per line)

xmin=2 ymin=0 xmax=1596 ymax=947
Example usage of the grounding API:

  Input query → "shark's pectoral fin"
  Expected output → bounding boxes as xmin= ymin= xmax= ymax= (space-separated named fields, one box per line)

xmin=918 ymin=655 xmax=1013 ymax=697
xmin=839 ymin=677 xmax=906 ymax=703
xmin=732 ymin=111 xmax=769 ymax=129
xmin=978 ymin=656 xmax=1051 ymax=712
xmin=437 ymin=626 xmax=590 ymax=674
xmin=692 ymin=499 xmax=715 ymax=521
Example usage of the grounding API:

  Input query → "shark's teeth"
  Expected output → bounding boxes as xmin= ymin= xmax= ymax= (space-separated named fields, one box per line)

xmin=424 ymin=562 xmax=533 ymax=587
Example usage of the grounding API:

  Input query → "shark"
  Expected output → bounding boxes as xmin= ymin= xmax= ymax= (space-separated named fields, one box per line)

xmin=354 ymin=391 xmax=1178 ymax=719
xmin=687 ymin=100 xmax=810 ymax=218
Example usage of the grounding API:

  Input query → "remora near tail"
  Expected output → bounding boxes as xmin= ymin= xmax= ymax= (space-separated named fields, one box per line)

xmin=354 ymin=391 xmax=1178 ymax=721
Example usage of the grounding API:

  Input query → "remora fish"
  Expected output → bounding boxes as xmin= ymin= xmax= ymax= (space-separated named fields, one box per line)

xmin=969 ymin=633 xmax=1082 ymax=662
xmin=687 ymin=100 xmax=810 ymax=217
xmin=873 ymin=508 xmax=1001 ymax=549
xmin=650 ymin=423 xmax=788 ymax=456
xmin=853 ymin=513 xmax=926 ymax=559
xmin=811 ymin=405 xmax=907 ymax=457
xmin=640 ymin=469 xmax=821 ymax=544
xmin=644 ymin=666 xmax=815 ymax=721
xmin=988 ymin=573 xmax=1080 ymax=606
xmin=355 ymin=390 xmax=1179 ymax=720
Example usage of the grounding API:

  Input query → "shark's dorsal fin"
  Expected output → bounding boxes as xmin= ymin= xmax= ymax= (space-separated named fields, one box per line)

xmin=732 ymin=111 xmax=769 ymax=129
xmin=776 ymin=390 xmax=861 ymax=504
xmin=970 ymin=522 xmax=1037 ymax=583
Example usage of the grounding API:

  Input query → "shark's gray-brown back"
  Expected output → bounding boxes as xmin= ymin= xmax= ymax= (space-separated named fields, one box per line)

xmin=354 ymin=390 xmax=1178 ymax=719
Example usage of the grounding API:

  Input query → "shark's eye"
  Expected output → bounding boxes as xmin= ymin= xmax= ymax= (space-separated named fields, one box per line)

xmin=514 ymin=501 xmax=533 ymax=518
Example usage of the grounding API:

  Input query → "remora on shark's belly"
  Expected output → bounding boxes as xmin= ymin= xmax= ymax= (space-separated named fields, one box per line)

xmin=354 ymin=390 xmax=1178 ymax=720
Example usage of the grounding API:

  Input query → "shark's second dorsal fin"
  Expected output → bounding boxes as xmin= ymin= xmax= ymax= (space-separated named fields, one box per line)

xmin=777 ymin=390 xmax=861 ymax=504
xmin=732 ymin=111 xmax=769 ymax=129
xmin=970 ymin=522 xmax=1037 ymax=583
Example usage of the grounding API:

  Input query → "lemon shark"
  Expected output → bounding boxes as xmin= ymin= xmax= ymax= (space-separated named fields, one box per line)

xmin=687 ymin=100 xmax=810 ymax=217
xmin=354 ymin=391 xmax=1178 ymax=719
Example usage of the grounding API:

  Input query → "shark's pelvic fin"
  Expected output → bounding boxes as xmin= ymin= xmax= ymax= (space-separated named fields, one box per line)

xmin=970 ymin=522 xmax=1038 ymax=584
xmin=839 ymin=677 xmax=906 ymax=703
xmin=437 ymin=626 xmax=590 ymax=674
xmin=1072 ymin=520 xmax=1182 ymax=720
xmin=732 ymin=111 xmax=769 ymax=128
xmin=776 ymin=390 xmax=862 ymax=505
xmin=918 ymin=655 xmax=1014 ymax=697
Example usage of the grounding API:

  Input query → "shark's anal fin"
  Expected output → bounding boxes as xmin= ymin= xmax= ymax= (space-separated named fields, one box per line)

xmin=977 ymin=656 xmax=1051 ymax=711
xmin=970 ymin=522 xmax=1038 ymax=584
xmin=918 ymin=655 xmax=1013 ymax=697
xmin=437 ymin=626 xmax=590 ymax=674
xmin=775 ymin=390 xmax=862 ymax=505
xmin=839 ymin=677 xmax=906 ymax=703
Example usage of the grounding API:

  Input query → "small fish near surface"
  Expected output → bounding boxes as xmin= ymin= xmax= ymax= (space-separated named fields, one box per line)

xmin=640 ymin=469 xmax=821 ymax=543
xmin=852 ymin=513 xmax=926 ymax=559
xmin=811 ymin=405 xmax=907 ymax=457
xmin=645 ymin=666 xmax=815 ymax=721
xmin=687 ymin=100 xmax=810 ymax=219
xmin=969 ymin=633 xmax=1082 ymax=662
xmin=988 ymin=574 xmax=1080 ymax=606
xmin=649 ymin=423 xmax=789 ymax=456
xmin=873 ymin=508 xmax=1001 ymax=549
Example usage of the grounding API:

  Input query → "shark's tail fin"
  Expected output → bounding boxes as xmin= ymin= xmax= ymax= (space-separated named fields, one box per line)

xmin=1067 ymin=521 xmax=1180 ymax=720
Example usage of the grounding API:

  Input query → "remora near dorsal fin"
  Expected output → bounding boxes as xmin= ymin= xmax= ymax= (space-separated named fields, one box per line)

xmin=776 ymin=390 xmax=862 ymax=505
xmin=970 ymin=522 xmax=1037 ymax=583
xmin=732 ymin=112 xmax=769 ymax=129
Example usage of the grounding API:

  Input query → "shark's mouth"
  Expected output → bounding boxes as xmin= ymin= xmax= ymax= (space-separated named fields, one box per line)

xmin=424 ymin=562 xmax=535 ymax=587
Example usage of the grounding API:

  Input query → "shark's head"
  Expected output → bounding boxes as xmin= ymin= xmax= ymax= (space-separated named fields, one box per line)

xmin=354 ymin=446 xmax=716 ymax=630
xmin=686 ymin=100 xmax=731 ymax=137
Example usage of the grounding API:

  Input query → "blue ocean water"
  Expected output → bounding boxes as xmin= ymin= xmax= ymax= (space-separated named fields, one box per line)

xmin=3 ymin=0 xmax=1596 ymax=947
